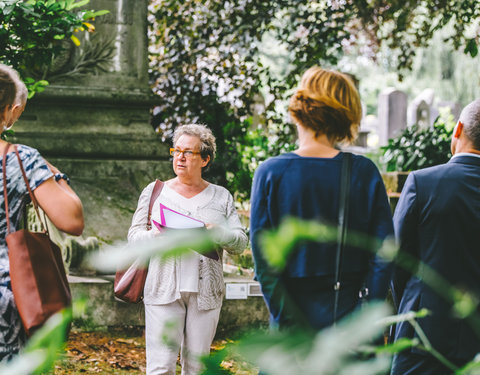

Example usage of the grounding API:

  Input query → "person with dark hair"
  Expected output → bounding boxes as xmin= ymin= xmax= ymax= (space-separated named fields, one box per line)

xmin=0 ymin=64 xmax=84 ymax=361
xmin=390 ymin=99 xmax=480 ymax=375
xmin=128 ymin=124 xmax=247 ymax=374
xmin=250 ymin=66 xmax=394 ymax=331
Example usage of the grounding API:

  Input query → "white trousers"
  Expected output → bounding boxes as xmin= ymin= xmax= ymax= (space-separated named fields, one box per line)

xmin=145 ymin=292 xmax=221 ymax=375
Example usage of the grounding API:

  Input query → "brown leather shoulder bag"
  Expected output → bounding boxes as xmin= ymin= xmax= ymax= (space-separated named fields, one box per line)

xmin=114 ymin=179 xmax=164 ymax=303
xmin=2 ymin=143 xmax=71 ymax=337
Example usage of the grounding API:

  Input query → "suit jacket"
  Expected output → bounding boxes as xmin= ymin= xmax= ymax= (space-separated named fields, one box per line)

xmin=392 ymin=154 xmax=480 ymax=360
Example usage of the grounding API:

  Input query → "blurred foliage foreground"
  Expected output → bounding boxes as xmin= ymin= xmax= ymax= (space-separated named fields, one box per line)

xmin=3 ymin=219 xmax=480 ymax=374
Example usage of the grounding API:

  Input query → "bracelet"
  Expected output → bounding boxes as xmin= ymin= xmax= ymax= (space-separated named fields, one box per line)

xmin=54 ymin=173 xmax=70 ymax=185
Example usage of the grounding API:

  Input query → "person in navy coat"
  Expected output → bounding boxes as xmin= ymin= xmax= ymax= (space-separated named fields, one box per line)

xmin=391 ymin=99 xmax=480 ymax=374
xmin=250 ymin=67 xmax=394 ymax=331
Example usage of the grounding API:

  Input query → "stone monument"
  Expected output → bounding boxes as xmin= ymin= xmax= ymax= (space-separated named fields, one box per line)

xmin=378 ymin=88 xmax=408 ymax=146
xmin=408 ymin=99 xmax=431 ymax=128
xmin=12 ymin=0 xmax=172 ymax=270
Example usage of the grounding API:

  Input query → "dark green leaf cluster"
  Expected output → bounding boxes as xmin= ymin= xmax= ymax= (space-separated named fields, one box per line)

xmin=148 ymin=1 xmax=355 ymax=197
xmin=381 ymin=118 xmax=454 ymax=172
xmin=0 ymin=0 xmax=107 ymax=83
xmin=148 ymin=0 xmax=277 ymax=136
xmin=149 ymin=0 xmax=300 ymax=196
xmin=148 ymin=0 xmax=480 ymax=198
xmin=354 ymin=0 xmax=480 ymax=73
xmin=221 ymin=119 xmax=295 ymax=201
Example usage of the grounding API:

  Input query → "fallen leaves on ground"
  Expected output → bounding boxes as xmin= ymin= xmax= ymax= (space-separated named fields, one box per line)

xmin=55 ymin=328 xmax=146 ymax=374
xmin=54 ymin=329 xmax=258 ymax=374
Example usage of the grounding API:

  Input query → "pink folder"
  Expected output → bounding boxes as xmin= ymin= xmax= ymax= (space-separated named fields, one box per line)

xmin=152 ymin=204 xmax=219 ymax=260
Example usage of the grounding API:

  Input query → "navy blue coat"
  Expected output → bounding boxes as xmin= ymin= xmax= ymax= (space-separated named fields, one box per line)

xmin=250 ymin=152 xmax=394 ymax=328
xmin=392 ymin=154 xmax=480 ymax=361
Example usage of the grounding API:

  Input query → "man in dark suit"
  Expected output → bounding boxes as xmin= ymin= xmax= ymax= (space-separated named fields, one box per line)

xmin=390 ymin=99 xmax=480 ymax=375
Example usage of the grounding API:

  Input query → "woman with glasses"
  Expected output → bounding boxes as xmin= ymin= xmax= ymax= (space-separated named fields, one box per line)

xmin=128 ymin=124 xmax=247 ymax=375
xmin=250 ymin=66 xmax=393 ymax=332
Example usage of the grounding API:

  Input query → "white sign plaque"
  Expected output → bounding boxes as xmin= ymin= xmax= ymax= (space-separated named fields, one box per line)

xmin=225 ymin=283 xmax=248 ymax=299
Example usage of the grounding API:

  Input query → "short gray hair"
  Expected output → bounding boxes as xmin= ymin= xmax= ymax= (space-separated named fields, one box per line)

xmin=173 ymin=124 xmax=217 ymax=166
xmin=459 ymin=99 xmax=480 ymax=150
xmin=0 ymin=64 xmax=27 ymax=106
xmin=2 ymin=64 xmax=28 ymax=106
xmin=14 ymin=80 xmax=27 ymax=106
xmin=0 ymin=64 xmax=16 ymax=110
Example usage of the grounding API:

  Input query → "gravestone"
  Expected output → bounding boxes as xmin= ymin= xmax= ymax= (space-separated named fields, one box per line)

xmin=408 ymin=99 xmax=431 ymax=128
xmin=378 ymin=88 xmax=407 ymax=146
xmin=12 ymin=0 xmax=171 ymax=270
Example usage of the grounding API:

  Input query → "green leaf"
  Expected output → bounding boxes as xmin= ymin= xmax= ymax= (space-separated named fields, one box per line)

xmin=82 ymin=9 xmax=109 ymax=19
xmin=0 ymin=128 xmax=15 ymax=141
xmin=67 ymin=0 xmax=89 ymax=10
xmin=376 ymin=337 xmax=419 ymax=354
xmin=260 ymin=217 xmax=337 ymax=270
xmin=70 ymin=34 xmax=81 ymax=46
xmin=464 ymin=38 xmax=478 ymax=58
xmin=235 ymin=303 xmax=391 ymax=375
xmin=377 ymin=309 xmax=431 ymax=327
xmin=455 ymin=354 xmax=480 ymax=374
xmin=0 ymin=308 xmax=72 ymax=374
xmin=88 ymin=228 xmax=215 ymax=272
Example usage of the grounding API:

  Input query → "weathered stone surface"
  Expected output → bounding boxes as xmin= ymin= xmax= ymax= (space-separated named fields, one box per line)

xmin=69 ymin=275 xmax=270 ymax=338
xmin=10 ymin=0 xmax=169 ymax=250
xmin=408 ymin=98 xmax=431 ymax=129
xmin=378 ymin=88 xmax=408 ymax=146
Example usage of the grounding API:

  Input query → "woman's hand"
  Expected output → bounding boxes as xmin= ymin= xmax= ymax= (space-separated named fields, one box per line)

xmin=150 ymin=226 xmax=164 ymax=236
xmin=205 ymin=223 xmax=227 ymax=246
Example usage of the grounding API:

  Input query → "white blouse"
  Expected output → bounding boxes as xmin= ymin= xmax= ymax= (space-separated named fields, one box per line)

xmin=127 ymin=181 xmax=248 ymax=310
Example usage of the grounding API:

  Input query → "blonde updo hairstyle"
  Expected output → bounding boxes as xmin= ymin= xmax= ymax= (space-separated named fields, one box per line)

xmin=289 ymin=66 xmax=362 ymax=143
xmin=172 ymin=124 xmax=216 ymax=170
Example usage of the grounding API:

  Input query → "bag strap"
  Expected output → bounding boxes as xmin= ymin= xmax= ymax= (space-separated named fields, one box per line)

xmin=146 ymin=179 xmax=164 ymax=230
xmin=2 ymin=143 xmax=47 ymax=235
xmin=333 ymin=152 xmax=352 ymax=324
xmin=2 ymin=143 xmax=13 ymax=234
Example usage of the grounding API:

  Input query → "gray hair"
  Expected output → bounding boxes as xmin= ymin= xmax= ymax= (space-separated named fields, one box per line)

xmin=172 ymin=124 xmax=217 ymax=167
xmin=459 ymin=99 xmax=480 ymax=150
xmin=14 ymin=80 xmax=27 ymax=106
xmin=0 ymin=64 xmax=27 ymax=106
xmin=0 ymin=64 xmax=16 ymax=111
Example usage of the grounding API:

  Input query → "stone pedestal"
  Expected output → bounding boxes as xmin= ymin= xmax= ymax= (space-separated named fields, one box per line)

xmin=11 ymin=0 xmax=171 ymax=257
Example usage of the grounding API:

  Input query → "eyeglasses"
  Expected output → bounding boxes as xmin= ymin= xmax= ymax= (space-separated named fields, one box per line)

xmin=169 ymin=148 xmax=201 ymax=159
